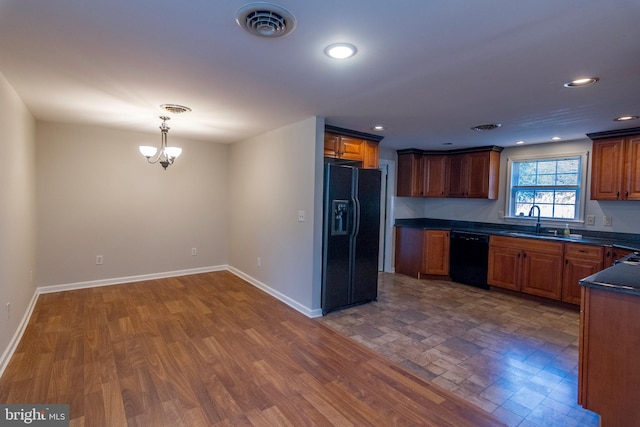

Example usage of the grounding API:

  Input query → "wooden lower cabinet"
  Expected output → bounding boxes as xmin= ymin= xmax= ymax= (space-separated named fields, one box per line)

xmin=602 ymin=245 xmax=634 ymax=268
xmin=486 ymin=244 xmax=521 ymax=291
xmin=488 ymin=236 xmax=563 ymax=300
xmin=394 ymin=227 xmax=424 ymax=278
xmin=580 ymin=286 xmax=640 ymax=426
xmin=423 ymin=230 xmax=450 ymax=276
xmin=562 ymin=244 xmax=603 ymax=305
xmin=394 ymin=227 xmax=449 ymax=278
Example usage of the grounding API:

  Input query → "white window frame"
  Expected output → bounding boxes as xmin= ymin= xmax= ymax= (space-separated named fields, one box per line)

xmin=504 ymin=151 xmax=589 ymax=224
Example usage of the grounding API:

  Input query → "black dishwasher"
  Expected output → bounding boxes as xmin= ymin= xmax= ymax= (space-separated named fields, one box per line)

xmin=449 ymin=231 xmax=490 ymax=289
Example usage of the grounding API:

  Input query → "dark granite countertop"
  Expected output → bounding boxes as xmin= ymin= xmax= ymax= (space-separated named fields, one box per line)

xmin=580 ymin=258 xmax=640 ymax=296
xmin=395 ymin=218 xmax=640 ymax=252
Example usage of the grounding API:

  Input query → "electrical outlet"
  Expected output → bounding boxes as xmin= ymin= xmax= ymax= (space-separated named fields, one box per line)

xmin=191 ymin=248 xmax=197 ymax=256
xmin=603 ymin=216 xmax=613 ymax=227
xmin=257 ymin=257 xmax=262 ymax=267
xmin=586 ymin=215 xmax=595 ymax=226
xmin=298 ymin=210 xmax=305 ymax=222
xmin=96 ymin=255 xmax=103 ymax=265
xmin=497 ymin=211 xmax=504 ymax=219
xmin=6 ymin=302 xmax=10 ymax=319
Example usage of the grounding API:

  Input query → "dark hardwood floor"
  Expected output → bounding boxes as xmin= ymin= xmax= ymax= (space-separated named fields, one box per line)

xmin=0 ymin=271 xmax=505 ymax=426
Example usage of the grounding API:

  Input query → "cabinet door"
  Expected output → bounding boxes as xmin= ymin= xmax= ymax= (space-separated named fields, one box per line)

xmin=467 ymin=151 xmax=499 ymax=199
xmin=591 ymin=138 xmax=625 ymax=200
xmin=423 ymin=155 xmax=447 ymax=197
xmin=466 ymin=152 xmax=490 ymax=198
xmin=521 ymin=249 xmax=563 ymax=300
xmin=562 ymin=244 xmax=603 ymax=305
xmin=394 ymin=227 xmax=424 ymax=278
xmin=487 ymin=244 xmax=521 ymax=291
xmin=625 ymin=136 xmax=640 ymax=200
xmin=397 ymin=153 xmax=424 ymax=197
xmin=324 ymin=133 xmax=340 ymax=157
xmin=339 ymin=137 xmax=364 ymax=161
xmin=423 ymin=230 xmax=450 ymax=275
xmin=363 ymin=141 xmax=379 ymax=169
xmin=446 ymin=154 xmax=467 ymax=197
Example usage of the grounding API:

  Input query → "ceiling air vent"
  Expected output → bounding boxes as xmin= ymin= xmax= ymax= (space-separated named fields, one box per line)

xmin=235 ymin=3 xmax=296 ymax=38
xmin=471 ymin=123 xmax=502 ymax=132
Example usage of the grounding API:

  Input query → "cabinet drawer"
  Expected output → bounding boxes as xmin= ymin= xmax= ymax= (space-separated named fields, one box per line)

xmin=490 ymin=235 xmax=563 ymax=255
xmin=565 ymin=243 xmax=603 ymax=259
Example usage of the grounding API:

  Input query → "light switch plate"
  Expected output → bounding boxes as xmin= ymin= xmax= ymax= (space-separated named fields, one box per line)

xmin=603 ymin=216 xmax=613 ymax=226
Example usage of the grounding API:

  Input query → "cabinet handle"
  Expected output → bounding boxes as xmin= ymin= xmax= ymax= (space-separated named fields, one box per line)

xmin=617 ymin=191 xmax=620 ymax=200
xmin=523 ymin=252 xmax=527 ymax=259
xmin=626 ymin=191 xmax=629 ymax=199
xmin=578 ymin=249 xmax=588 ymax=253
xmin=565 ymin=259 xmax=568 ymax=265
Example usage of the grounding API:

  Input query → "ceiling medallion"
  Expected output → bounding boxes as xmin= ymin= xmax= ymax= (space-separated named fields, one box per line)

xmin=471 ymin=123 xmax=502 ymax=132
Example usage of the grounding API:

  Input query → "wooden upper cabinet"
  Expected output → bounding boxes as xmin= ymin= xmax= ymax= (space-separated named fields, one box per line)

xmin=447 ymin=150 xmax=500 ymax=199
xmin=324 ymin=133 xmax=341 ymax=158
xmin=590 ymin=137 xmax=626 ymax=200
xmin=589 ymin=128 xmax=640 ymax=200
xmin=445 ymin=154 xmax=466 ymax=198
xmin=363 ymin=141 xmax=379 ymax=169
xmin=422 ymin=155 xmax=447 ymax=197
xmin=397 ymin=146 xmax=501 ymax=199
xmin=324 ymin=125 xmax=383 ymax=170
xmin=626 ymin=135 xmax=640 ymax=200
xmin=397 ymin=152 xmax=424 ymax=197
xmin=324 ymin=133 xmax=363 ymax=161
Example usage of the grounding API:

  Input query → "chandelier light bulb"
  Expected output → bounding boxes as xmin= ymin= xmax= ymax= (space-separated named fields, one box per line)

xmin=139 ymin=146 xmax=157 ymax=158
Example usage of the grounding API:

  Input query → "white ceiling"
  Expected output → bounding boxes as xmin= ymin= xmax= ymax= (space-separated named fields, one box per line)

xmin=1 ymin=0 xmax=639 ymax=151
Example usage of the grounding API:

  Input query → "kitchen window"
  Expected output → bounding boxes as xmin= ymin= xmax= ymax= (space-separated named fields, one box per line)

xmin=506 ymin=153 xmax=587 ymax=221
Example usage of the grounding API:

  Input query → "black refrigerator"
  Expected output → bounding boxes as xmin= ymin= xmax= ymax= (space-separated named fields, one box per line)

xmin=322 ymin=164 xmax=381 ymax=314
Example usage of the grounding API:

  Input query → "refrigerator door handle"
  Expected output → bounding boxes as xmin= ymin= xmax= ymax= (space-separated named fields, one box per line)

xmin=352 ymin=197 xmax=361 ymax=238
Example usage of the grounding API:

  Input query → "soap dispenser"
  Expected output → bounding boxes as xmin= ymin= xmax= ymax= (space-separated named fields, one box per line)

xmin=564 ymin=224 xmax=570 ymax=237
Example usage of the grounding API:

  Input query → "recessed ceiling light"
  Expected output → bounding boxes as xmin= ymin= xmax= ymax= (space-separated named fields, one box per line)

xmin=516 ymin=141 xmax=525 ymax=145
xmin=372 ymin=125 xmax=385 ymax=131
xmin=471 ymin=123 xmax=502 ymax=132
xmin=563 ymin=77 xmax=599 ymax=88
xmin=614 ymin=115 xmax=639 ymax=121
xmin=324 ymin=43 xmax=357 ymax=59
xmin=551 ymin=136 xmax=562 ymax=141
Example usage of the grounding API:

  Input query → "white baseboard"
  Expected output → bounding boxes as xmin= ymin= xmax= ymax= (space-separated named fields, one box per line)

xmin=0 ymin=291 xmax=40 ymax=377
xmin=36 ymin=265 xmax=227 ymax=294
xmin=227 ymin=266 xmax=323 ymax=318
xmin=0 ymin=265 xmax=322 ymax=377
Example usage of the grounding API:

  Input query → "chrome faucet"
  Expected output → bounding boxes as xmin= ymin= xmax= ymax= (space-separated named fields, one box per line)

xmin=528 ymin=205 xmax=541 ymax=234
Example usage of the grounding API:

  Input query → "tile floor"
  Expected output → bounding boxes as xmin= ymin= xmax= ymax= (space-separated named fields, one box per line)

xmin=319 ymin=273 xmax=600 ymax=427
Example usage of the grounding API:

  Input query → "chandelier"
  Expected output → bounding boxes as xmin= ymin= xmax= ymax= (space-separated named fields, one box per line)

xmin=139 ymin=116 xmax=182 ymax=170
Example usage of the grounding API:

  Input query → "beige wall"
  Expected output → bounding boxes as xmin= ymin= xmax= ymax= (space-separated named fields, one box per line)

xmin=0 ymin=73 xmax=37 ymax=356
xmin=228 ymin=116 xmax=324 ymax=316
xmin=36 ymin=122 xmax=229 ymax=286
